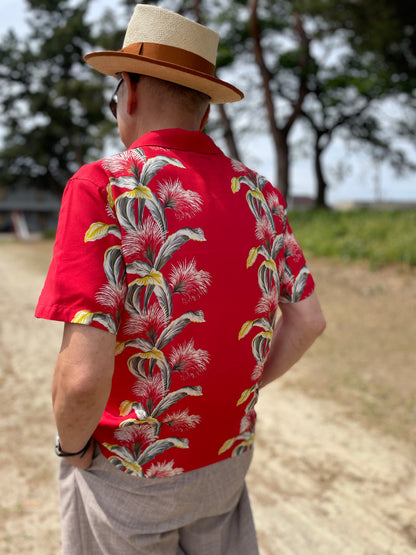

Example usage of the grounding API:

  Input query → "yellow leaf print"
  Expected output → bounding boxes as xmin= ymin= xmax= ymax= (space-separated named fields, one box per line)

xmin=84 ymin=222 xmax=110 ymax=242
xmin=115 ymin=341 xmax=126 ymax=356
xmin=218 ymin=438 xmax=235 ymax=455
xmin=107 ymin=182 xmax=115 ymax=208
xmin=120 ymin=416 xmax=159 ymax=426
xmin=71 ymin=310 xmax=94 ymax=324
xmin=237 ymin=387 xmax=253 ymax=406
xmin=137 ymin=348 xmax=164 ymax=361
xmin=123 ymin=459 xmax=143 ymax=473
xmin=108 ymin=456 xmax=143 ymax=477
xmin=247 ymin=189 xmax=266 ymax=203
xmin=234 ymin=436 xmax=254 ymax=454
xmin=133 ymin=269 xmax=163 ymax=286
xmin=261 ymin=259 xmax=277 ymax=273
xmin=246 ymin=247 xmax=259 ymax=268
xmin=119 ymin=401 xmax=134 ymax=416
xmin=257 ymin=329 xmax=273 ymax=340
xmin=238 ymin=320 xmax=254 ymax=340
xmin=124 ymin=185 xmax=153 ymax=201
xmin=231 ymin=177 xmax=241 ymax=193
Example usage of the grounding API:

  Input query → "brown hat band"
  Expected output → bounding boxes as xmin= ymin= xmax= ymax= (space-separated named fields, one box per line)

xmin=121 ymin=42 xmax=216 ymax=76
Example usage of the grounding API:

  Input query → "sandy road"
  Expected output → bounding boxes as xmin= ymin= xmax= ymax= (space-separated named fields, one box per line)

xmin=249 ymin=385 xmax=416 ymax=554
xmin=0 ymin=240 xmax=415 ymax=554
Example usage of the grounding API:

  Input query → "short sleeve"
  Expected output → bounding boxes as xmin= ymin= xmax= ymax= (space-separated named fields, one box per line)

xmin=278 ymin=217 xmax=315 ymax=303
xmin=35 ymin=164 xmax=125 ymax=334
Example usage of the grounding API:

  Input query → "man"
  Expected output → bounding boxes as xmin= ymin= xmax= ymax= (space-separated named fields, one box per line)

xmin=36 ymin=5 xmax=325 ymax=554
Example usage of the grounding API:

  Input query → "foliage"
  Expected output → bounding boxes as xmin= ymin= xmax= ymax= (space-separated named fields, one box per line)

xmin=288 ymin=207 xmax=416 ymax=268
xmin=296 ymin=0 xmax=416 ymax=92
xmin=0 ymin=0 xmax=415 ymax=207
xmin=196 ymin=0 xmax=416 ymax=205
xmin=218 ymin=0 xmax=311 ymax=197
xmin=0 ymin=0 xmax=119 ymax=194
xmin=288 ymin=0 xmax=416 ymax=207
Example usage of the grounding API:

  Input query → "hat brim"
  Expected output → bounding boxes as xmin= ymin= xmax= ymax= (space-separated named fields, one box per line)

xmin=84 ymin=51 xmax=244 ymax=104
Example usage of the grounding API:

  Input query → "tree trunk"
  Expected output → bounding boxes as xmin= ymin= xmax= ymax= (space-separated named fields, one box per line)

xmin=248 ymin=1 xmax=309 ymax=200
xmin=217 ymin=104 xmax=241 ymax=161
xmin=249 ymin=0 xmax=286 ymax=195
xmin=276 ymin=132 xmax=290 ymax=199
xmin=314 ymin=134 xmax=328 ymax=207
xmin=192 ymin=0 xmax=202 ymax=22
xmin=191 ymin=0 xmax=241 ymax=162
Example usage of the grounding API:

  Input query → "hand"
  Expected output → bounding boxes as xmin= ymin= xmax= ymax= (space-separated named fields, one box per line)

xmin=66 ymin=439 xmax=95 ymax=470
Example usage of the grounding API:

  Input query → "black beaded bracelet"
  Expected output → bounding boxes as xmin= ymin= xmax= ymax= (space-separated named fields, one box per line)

xmin=55 ymin=435 xmax=92 ymax=458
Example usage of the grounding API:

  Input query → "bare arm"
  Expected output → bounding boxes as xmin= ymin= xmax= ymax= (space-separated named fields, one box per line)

xmin=261 ymin=291 xmax=326 ymax=388
xmin=52 ymin=323 xmax=116 ymax=468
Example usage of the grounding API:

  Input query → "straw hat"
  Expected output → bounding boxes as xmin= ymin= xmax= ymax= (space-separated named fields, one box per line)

xmin=84 ymin=4 xmax=244 ymax=104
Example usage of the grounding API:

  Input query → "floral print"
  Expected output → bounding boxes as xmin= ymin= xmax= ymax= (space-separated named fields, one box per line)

xmin=218 ymin=167 xmax=311 ymax=458
xmin=73 ymin=148 xmax=211 ymax=477
xmin=36 ymin=129 xmax=314 ymax=477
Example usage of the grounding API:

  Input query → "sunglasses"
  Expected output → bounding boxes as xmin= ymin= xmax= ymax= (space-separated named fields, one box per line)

xmin=109 ymin=78 xmax=123 ymax=119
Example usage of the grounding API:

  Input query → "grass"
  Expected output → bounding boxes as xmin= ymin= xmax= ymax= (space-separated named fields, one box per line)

xmin=277 ymin=210 xmax=416 ymax=453
xmin=288 ymin=208 xmax=416 ymax=268
xmin=4 ymin=207 xmax=414 ymax=268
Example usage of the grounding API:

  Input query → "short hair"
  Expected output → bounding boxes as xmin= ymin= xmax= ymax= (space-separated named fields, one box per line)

xmin=130 ymin=73 xmax=210 ymax=117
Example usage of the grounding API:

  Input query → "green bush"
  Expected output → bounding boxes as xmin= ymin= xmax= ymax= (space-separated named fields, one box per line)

xmin=288 ymin=208 xmax=416 ymax=268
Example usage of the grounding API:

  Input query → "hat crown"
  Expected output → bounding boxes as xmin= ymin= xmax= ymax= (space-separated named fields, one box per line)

xmin=83 ymin=5 xmax=244 ymax=103
xmin=123 ymin=5 xmax=219 ymax=65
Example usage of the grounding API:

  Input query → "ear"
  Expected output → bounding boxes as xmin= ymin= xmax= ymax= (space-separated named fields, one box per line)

xmin=199 ymin=106 xmax=210 ymax=131
xmin=122 ymin=72 xmax=138 ymax=115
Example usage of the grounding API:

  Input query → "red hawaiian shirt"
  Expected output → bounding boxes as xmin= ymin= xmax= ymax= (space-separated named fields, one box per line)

xmin=36 ymin=129 xmax=314 ymax=478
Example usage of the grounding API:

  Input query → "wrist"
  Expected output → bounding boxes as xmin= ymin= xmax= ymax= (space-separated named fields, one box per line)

xmin=55 ymin=435 xmax=92 ymax=458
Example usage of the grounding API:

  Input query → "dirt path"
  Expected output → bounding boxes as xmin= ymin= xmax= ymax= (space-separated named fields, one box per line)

xmin=0 ymin=240 xmax=415 ymax=554
xmin=0 ymin=240 xmax=61 ymax=554
xmin=249 ymin=386 xmax=416 ymax=554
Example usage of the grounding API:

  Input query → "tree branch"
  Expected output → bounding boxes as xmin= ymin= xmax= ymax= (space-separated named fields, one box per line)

xmin=283 ymin=12 xmax=310 ymax=133
xmin=248 ymin=0 xmax=281 ymax=141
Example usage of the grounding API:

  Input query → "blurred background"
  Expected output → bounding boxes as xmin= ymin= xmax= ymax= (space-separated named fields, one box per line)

xmin=0 ymin=2 xmax=415 ymax=554
xmin=0 ymin=0 xmax=416 ymax=239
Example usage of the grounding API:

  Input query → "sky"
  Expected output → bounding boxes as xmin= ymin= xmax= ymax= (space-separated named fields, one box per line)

xmin=1 ymin=0 xmax=415 ymax=207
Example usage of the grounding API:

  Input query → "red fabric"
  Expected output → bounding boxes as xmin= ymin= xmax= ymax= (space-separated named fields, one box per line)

xmin=36 ymin=129 xmax=314 ymax=477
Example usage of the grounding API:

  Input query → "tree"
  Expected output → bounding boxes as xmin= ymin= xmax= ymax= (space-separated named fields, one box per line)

xmin=294 ymin=0 xmax=416 ymax=205
xmin=0 ymin=0 xmax=118 ymax=194
xmin=216 ymin=0 xmax=416 ymax=204
xmin=248 ymin=1 xmax=310 ymax=199
xmin=3 ymin=0 xmax=414 ymax=206
xmin=188 ymin=0 xmax=313 ymax=199
xmin=179 ymin=0 xmax=242 ymax=160
xmin=312 ymin=0 xmax=416 ymax=90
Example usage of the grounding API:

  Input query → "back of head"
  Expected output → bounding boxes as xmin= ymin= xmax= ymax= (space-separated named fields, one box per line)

xmin=138 ymin=75 xmax=210 ymax=120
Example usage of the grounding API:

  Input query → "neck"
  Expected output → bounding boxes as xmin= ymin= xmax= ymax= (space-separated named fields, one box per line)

xmin=120 ymin=76 xmax=208 ymax=148
xmin=138 ymin=122 xmax=200 ymax=137
xmin=132 ymin=113 xmax=202 ymax=142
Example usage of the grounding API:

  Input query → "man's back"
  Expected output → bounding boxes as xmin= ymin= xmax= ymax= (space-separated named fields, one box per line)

xmin=37 ymin=128 xmax=314 ymax=477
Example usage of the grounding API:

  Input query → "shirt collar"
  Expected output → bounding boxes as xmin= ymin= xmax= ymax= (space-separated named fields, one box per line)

xmin=129 ymin=128 xmax=222 ymax=155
